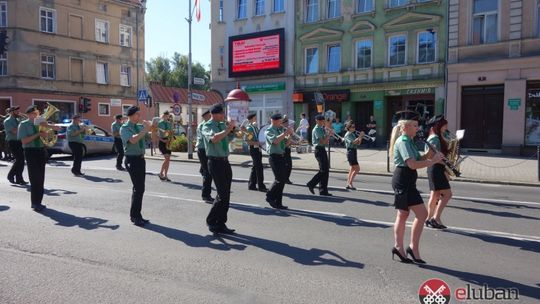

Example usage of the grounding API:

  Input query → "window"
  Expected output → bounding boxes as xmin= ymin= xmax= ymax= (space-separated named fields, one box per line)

xmin=40 ymin=7 xmax=56 ymax=33
xmin=388 ymin=35 xmax=406 ymax=66
xmin=96 ymin=62 xmax=108 ymax=84
xmin=219 ymin=0 xmax=224 ymax=21
xmin=0 ymin=2 xmax=7 ymax=27
xmin=273 ymin=0 xmax=284 ymax=12
xmin=98 ymin=103 xmax=110 ymax=116
xmin=327 ymin=44 xmax=340 ymax=73
xmin=306 ymin=0 xmax=319 ymax=23
xmin=389 ymin=0 xmax=409 ymax=8
xmin=41 ymin=54 xmax=55 ymax=79
xmin=219 ymin=46 xmax=225 ymax=68
xmin=357 ymin=0 xmax=373 ymax=13
xmin=120 ymin=65 xmax=131 ymax=86
xmin=356 ymin=40 xmax=372 ymax=69
xmin=417 ymin=31 xmax=436 ymax=64
xmin=472 ymin=0 xmax=498 ymax=44
xmin=119 ymin=25 xmax=132 ymax=47
xmin=255 ymin=0 xmax=265 ymax=16
xmin=238 ymin=0 xmax=247 ymax=19
xmin=305 ymin=47 xmax=318 ymax=74
xmin=0 ymin=53 xmax=6 ymax=76
xmin=95 ymin=19 xmax=109 ymax=43
xmin=327 ymin=0 xmax=340 ymax=18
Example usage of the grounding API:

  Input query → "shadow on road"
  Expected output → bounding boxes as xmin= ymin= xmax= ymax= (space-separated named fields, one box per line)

xmin=282 ymin=191 xmax=389 ymax=207
xmin=0 ymin=205 xmax=10 ymax=212
xmin=420 ymin=264 xmax=540 ymax=301
xmin=40 ymin=208 xmax=119 ymax=230
xmin=448 ymin=205 xmax=540 ymax=221
xmin=461 ymin=199 xmax=540 ymax=211
xmin=219 ymin=233 xmax=364 ymax=269
xmin=42 ymin=188 xmax=78 ymax=196
xmin=144 ymin=223 xmax=246 ymax=251
xmin=445 ymin=230 xmax=540 ymax=253
xmin=82 ymin=175 xmax=123 ymax=183
xmin=169 ymin=180 xmax=203 ymax=190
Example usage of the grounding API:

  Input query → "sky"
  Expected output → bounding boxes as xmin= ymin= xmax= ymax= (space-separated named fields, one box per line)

xmin=144 ymin=0 xmax=212 ymax=68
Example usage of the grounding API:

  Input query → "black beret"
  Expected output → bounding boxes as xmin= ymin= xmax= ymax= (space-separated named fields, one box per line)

xmin=271 ymin=113 xmax=282 ymax=120
xmin=126 ymin=106 xmax=140 ymax=116
xmin=26 ymin=105 xmax=38 ymax=114
xmin=210 ymin=104 xmax=224 ymax=114
xmin=426 ymin=114 xmax=444 ymax=126
xmin=315 ymin=114 xmax=325 ymax=121
xmin=395 ymin=110 xmax=419 ymax=121
xmin=163 ymin=111 xmax=170 ymax=115
xmin=115 ymin=114 xmax=123 ymax=119
xmin=202 ymin=109 xmax=210 ymax=116
xmin=72 ymin=114 xmax=81 ymax=119
xmin=247 ymin=113 xmax=257 ymax=120
xmin=9 ymin=106 xmax=20 ymax=112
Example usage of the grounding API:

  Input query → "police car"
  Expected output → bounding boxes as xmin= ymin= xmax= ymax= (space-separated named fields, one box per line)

xmin=47 ymin=119 xmax=115 ymax=157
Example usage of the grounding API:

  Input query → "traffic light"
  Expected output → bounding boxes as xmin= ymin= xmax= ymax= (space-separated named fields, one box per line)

xmin=0 ymin=30 xmax=8 ymax=55
xmin=146 ymin=96 xmax=152 ymax=108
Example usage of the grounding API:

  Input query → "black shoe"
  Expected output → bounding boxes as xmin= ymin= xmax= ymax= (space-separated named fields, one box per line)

xmin=202 ymin=197 xmax=215 ymax=204
xmin=285 ymin=180 xmax=293 ymax=184
xmin=131 ymin=217 xmax=145 ymax=226
xmin=8 ymin=177 xmax=15 ymax=184
xmin=320 ymin=192 xmax=333 ymax=196
xmin=32 ymin=204 xmax=46 ymax=212
xmin=345 ymin=185 xmax=356 ymax=190
xmin=116 ymin=166 xmax=125 ymax=171
xmin=276 ymin=204 xmax=288 ymax=210
xmin=391 ymin=247 xmax=413 ymax=264
xmin=248 ymin=187 xmax=258 ymax=191
xmin=429 ymin=218 xmax=447 ymax=229
xmin=406 ymin=247 xmax=426 ymax=264
xmin=306 ymin=184 xmax=315 ymax=194
xmin=220 ymin=226 xmax=236 ymax=234
xmin=266 ymin=197 xmax=278 ymax=208
xmin=73 ymin=172 xmax=85 ymax=177
xmin=16 ymin=180 xmax=29 ymax=185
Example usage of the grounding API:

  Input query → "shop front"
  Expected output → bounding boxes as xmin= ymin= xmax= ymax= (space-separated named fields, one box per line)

xmin=525 ymin=82 xmax=540 ymax=147
xmin=244 ymin=82 xmax=289 ymax=127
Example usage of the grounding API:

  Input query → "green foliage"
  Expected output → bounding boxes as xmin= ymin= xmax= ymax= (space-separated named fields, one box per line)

xmin=169 ymin=134 xmax=187 ymax=152
xmin=146 ymin=53 xmax=210 ymax=90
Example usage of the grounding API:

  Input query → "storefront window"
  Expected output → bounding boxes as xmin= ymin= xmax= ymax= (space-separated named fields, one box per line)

xmin=525 ymin=87 xmax=540 ymax=145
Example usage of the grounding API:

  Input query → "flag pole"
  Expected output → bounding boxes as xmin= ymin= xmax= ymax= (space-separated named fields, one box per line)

xmin=186 ymin=0 xmax=193 ymax=159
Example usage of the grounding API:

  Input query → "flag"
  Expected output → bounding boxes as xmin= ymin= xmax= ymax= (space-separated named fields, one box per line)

xmin=194 ymin=0 xmax=201 ymax=22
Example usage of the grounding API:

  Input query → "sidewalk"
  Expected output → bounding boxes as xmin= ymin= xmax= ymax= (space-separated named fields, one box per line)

xmin=146 ymin=146 xmax=540 ymax=187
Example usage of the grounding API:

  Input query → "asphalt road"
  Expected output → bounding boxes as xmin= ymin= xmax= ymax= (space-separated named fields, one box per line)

xmin=0 ymin=155 xmax=539 ymax=304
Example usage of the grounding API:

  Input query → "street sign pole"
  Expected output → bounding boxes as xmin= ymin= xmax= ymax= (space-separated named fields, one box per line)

xmin=186 ymin=0 xmax=193 ymax=159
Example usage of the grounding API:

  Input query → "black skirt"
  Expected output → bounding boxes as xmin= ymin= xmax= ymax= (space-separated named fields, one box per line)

xmin=391 ymin=166 xmax=423 ymax=210
xmin=347 ymin=148 xmax=358 ymax=166
xmin=158 ymin=140 xmax=171 ymax=155
xmin=427 ymin=163 xmax=451 ymax=191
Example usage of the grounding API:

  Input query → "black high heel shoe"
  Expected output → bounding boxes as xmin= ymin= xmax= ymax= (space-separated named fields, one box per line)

xmin=392 ymin=247 xmax=413 ymax=263
xmin=406 ymin=247 xmax=426 ymax=264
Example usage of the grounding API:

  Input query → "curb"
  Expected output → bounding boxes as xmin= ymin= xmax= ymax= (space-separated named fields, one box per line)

xmin=146 ymin=154 xmax=540 ymax=188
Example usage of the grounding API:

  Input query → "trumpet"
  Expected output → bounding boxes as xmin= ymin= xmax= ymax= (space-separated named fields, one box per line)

xmin=354 ymin=130 xmax=375 ymax=142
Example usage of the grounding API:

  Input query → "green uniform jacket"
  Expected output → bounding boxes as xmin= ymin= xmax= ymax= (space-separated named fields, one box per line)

xmin=111 ymin=121 xmax=122 ymax=138
xmin=18 ymin=119 xmax=44 ymax=149
xmin=312 ymin=125 xmax=327 ymax=148
xmin=3 ymin=115 xmax=19 ymax=141
xmin=67 ymin=123 xmax=84 ymax=143
xmin=393 ymin=135 xmax=420 ymax=167
xmin=344 ymin=131 xmax=358 ymax=149
xmin=265 ymin=125 xmax=285 ymax=155
xmin=120 ymin=121 xmax=145 ymax=156
xmin=201 ymin=119 xmax=234 ymax=157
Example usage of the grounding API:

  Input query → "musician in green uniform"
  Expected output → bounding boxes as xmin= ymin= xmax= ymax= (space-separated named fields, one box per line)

xmin=67 ymin=114 xmax=86 ymax=176
xmin=343 ymin=121 xmax=363 ymax=190
xmin=196 ymin=110 xmax=213 ymax=203
xmin=5 ymin=106 xmax=28 ymax=185
xmin=201 ymin=104 xmax=236 ymax=234
xmin=265 ymin=113 xmax=292 ymax=209
xmin=281 ymin=115 xmax=293 ymax=184
xmin=306 ymin=114 xmax=332 ymax=196
xmin=111 ymin=114 xmax=125 ymax=170
xmin=18 ymin=105 xmax=60 ymax=212
xmin=157 ymin=111 xmax=172 ymax=181
xmin=245 ymin=113 xmax=267 ymax=192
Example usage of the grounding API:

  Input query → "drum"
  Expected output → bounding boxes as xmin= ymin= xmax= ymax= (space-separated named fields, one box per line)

xmin=258 ymin=124 xmax=269 ymax=150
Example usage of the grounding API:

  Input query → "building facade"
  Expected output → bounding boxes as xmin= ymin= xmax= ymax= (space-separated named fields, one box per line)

xmin=210 ymin=0 xmax=295 ymax=126
xmin=0 ymin=0 xmax=147 ymax=128
xmin=294 ymin=0 xmax=447 ymax=142
xmin=447 ymin=0 xmax=540 ymax=154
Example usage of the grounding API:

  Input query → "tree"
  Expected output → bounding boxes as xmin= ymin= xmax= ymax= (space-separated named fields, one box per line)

xmin=146 ymin=53 xmax=210 ymax=90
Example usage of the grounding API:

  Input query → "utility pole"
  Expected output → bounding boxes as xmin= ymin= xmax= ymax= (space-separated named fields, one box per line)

xmin=186 ymin=0 xmax=194 ymax=159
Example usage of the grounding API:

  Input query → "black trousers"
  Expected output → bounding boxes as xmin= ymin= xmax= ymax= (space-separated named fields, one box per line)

xmin=114 ymin=138 xmax=124 ymax=168
xmin=125 ymin=155 xmax=146 ymax=219
xmin=267 ymin=154 xmax=286 ymax=205
xmin=24 ymin=148 xmax=47 ymax=207
xmin=206 ymin=158 xmax=232 ymax=228
xmin=7 ymin=140 xmax=25 ymax=182
xmin=284 ymin=147 xmax=292 ymax=180
xmin=248 ymin=146 xmax=265 ymax=189
xmin=69 ymin=142 xmax=84 ymax=174
xmin=197 ymin=148 xmax=212 ymax=199
xmin=307 ymin=146 xmax=329 ymax=193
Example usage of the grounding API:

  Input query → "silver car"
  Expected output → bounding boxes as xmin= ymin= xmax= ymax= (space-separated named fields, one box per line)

xmin=47 ymin=123 xmax=115 ymax=157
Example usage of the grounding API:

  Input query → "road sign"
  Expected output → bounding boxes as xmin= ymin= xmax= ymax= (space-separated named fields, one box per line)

xmin=193 ymin=77 xmax=205 ymax=86
xmin=172 ymin=104 xmax=181 ymax=116
xmin=137 ymin=89 xmax=148 ymax=102
xmin=191 ymin=92 xmax=206 ymax=101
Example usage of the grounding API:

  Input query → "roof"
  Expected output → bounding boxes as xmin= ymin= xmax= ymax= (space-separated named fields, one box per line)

xmin=149 ymin=83 xmax=223 ymax=106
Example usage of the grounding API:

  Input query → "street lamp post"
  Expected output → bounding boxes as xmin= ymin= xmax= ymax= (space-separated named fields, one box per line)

xmin=186 ymin=0 xmax=194 ymax=159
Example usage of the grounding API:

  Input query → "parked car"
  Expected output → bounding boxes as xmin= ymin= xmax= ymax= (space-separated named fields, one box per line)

xmin=47 ymin=122 xmax=115 ymax=157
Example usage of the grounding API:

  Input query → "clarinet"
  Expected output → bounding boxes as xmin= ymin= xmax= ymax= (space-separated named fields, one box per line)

xmin=421 ymin=138 xmax=461 ymax=177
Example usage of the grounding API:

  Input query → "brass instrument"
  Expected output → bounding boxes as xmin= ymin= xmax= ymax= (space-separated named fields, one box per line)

xmin=354 ymin=130 xmax=376 ymax=142
xmin=161 ymin=128 xmax=175 ymax=150
xmin=35 ymin=103 xmax=60 ymax=147
xmin=234 ymin=119 xmax=252 ymax=140
xmin=444 ymin=129 xmax=467 ymax=179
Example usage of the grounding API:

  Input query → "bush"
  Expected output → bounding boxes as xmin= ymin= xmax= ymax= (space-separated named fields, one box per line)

xmin=169 ymin=134 xmax=187 ymax=152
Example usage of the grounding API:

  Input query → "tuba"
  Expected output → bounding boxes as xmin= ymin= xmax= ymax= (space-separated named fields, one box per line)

xmin=35 ymin=103 xmax=60 ymax=147
xmin=444 ymin=129 xmax=467 ymax=179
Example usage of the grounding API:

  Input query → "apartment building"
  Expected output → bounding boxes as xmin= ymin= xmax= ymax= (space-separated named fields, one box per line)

xmin=293 ymin=0 xmax=447 ymax=141
xmin=210 ymin=0 xmax=296 ymax=125
xmin=0 ymin=0 xmax=147 ymax=128
xmin=447 ymin=0 xmax=540 ymax=154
